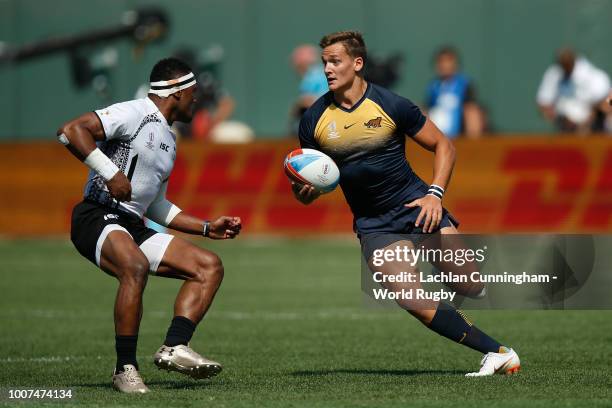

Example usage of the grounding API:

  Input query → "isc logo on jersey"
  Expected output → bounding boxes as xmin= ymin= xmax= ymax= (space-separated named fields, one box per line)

xmin=283 ymin=148 xmax=340 ymax=193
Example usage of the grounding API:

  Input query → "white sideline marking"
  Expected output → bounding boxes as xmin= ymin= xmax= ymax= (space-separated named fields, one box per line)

xmin=0 ymin=356 xmax=97 ymax=363
xmin=5 ymin=309 xmax=401 ymax=321
xmin=0 ymin=354 xmax=152 ymax=364
xmin=216 ymin=310 xmax=400 ymax=321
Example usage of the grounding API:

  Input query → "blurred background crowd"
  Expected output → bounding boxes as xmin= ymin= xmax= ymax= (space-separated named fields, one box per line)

xmin=1 ymin=0 xmax=611 ymax=143
xmin=2 ymin=0 xmax=612 ymax=237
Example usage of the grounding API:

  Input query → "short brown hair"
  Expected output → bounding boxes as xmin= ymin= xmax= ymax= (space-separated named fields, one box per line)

xmin=319 ymin=31 xmax=367 ymax=63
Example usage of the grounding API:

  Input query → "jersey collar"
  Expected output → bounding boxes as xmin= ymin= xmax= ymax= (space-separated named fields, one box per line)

xmin=144 ymin=97 xmax=170 ymax=128
xmin=332 ymin=82 xmax=371 ymax=113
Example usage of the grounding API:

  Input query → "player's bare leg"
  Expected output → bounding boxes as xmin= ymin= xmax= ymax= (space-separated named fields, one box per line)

xmin=100 ymin=231 xmax=150 ymax=335
xmin=99 ymin=230 xmax=151 ymax=393
xmin=153 ymin=237 xmax=224 ymax=379
xmin=156 ymin=237 xmax=224 ymax=324
xmin=438 ymin=224 xmax=520 ymax=375
xmin=368 ymin=239 xmax=437 ymax=324
xmin=432 ymin=225 xmax=486 ymax=298
xmin=368 ymin=235 xmax=519 ymax=376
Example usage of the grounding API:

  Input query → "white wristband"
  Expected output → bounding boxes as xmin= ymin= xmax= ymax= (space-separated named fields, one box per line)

xmin=427 ymin=184 xmax=445 ymax=200
xmin=84 ymin=148 xmax=120 ymax=181
xmin=202 ymin=220 xmax=211 ymax=237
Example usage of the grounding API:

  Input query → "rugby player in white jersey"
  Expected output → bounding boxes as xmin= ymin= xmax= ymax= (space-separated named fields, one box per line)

xmin=57 ymin=58 xmax=242 ymax=394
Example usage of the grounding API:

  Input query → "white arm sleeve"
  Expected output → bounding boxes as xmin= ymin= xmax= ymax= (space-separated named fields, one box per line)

xmin=145 ymin=180 xmax=182 ymax=226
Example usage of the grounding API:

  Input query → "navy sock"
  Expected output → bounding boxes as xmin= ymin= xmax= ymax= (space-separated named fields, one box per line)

xmin=115 ymin=335 xmax=138 ymax=372
xmin=428 ymin=303 xmax=502 ymax=354
xmin=164 ymin=316 xmax=197 ymax=347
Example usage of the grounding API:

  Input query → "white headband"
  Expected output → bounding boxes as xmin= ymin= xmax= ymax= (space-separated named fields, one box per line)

xmin=149 ymin=72 xmax=196 ymax=97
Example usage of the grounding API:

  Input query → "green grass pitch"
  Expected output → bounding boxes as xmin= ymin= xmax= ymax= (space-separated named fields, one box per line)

xmin=1 ymin=238 xmax=611 ymax=407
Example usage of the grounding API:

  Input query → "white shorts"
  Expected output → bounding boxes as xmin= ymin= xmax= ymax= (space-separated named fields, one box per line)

xmin=95 ymin=225 xmax=174 ymax=273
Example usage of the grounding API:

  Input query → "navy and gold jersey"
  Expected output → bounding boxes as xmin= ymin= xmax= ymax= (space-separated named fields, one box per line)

xmin=299 ymin=82 xmax=427 ymax=222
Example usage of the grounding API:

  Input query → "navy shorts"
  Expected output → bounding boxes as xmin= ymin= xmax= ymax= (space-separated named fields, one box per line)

xmin=357 ymin=191 xmax=459 ymax=262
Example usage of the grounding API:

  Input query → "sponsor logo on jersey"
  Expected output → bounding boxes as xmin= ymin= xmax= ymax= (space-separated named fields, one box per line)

xmin=146 ymin=133 xmax=155 ymax=150
xmin=104 ymin=214 xmax=119 ymax=221
xmin=343 ymin=122 xmax=356 ymax=129
xmin=160 ymin=142 xmax=170 ymax=152
xmin=327 ymin=121 xmax=340 ymax=139
xmin=364 ymin=117 xmax=382 ymax=129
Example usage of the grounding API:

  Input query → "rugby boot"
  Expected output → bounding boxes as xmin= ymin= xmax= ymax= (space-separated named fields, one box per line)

xmin=112 ymin=364 xmax=150 ymax=394
xmin=153 ymin=344 xmax=222 ymax=379
xmin=465 ymin=347 xmax=521 ymax=377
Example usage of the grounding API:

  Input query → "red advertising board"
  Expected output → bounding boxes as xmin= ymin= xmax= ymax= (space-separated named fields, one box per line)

xmin=1 ymin=137 xmax=611 ymax=236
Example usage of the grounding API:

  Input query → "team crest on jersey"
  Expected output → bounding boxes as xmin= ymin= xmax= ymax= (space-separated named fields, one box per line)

xmin=327 ymin=121 xmax=340 ymax=139
xmin=364 ymin=117 xmax=383 ymax=129
xmin=145 ymin=133 xmax=155 ymax=150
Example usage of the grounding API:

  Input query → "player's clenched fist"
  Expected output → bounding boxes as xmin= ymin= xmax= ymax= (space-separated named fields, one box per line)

xmin=405 ymin=195 xmax=443 ymax=233
xmin=209 ymin=216 xmax=242 ymax=240
xmin=106 ymin=172 xmax=132 ymax=202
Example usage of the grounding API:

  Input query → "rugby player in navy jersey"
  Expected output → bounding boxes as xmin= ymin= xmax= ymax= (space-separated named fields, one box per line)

xmin=293 ymin=31 xmax=520 ymax=376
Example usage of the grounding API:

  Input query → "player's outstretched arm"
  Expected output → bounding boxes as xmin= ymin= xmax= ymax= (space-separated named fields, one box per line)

xmin=145 ymin=181 xmax=241 ymax=239
xmin=405 ymin=118 xmax=456 ymax=233
xmin=57 ymin=112 xmax=132 ymax=201
xmin=291 ymin=181 xmax=321 ymax=205
xmin=167 ymin=212 xmax=242 ymax=240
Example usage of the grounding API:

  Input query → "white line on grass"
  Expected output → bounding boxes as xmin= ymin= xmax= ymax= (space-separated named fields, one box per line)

xmin=3 ymin=309 xmax=403 ymax=321
xmin=0 ymin=354 xmax=156 ymax=364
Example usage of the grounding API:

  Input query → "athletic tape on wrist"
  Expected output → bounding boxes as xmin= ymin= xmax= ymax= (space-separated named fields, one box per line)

xmin=149 ymin=72 xmax=196 ymax=98
xmin=84 ymin=148 xmax=120 ymax=181
xmin=57 ymin=133 xmax=70 ymax=146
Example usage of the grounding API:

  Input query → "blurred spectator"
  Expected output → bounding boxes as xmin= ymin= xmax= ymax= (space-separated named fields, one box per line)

xmin=425 ymin=46 xmax=486 ymax=139
xmin=290 ymin=44 xmax=328 ymax=134
xmin=363 ymin=52 xmax=404 ymax=89
xmin=601 ymin=89 xmax=612 ymax=133
xmin=136 ymin=46 xmax=253 ymax=142
xmin=536 ymin=48 xmax=611 ymax=134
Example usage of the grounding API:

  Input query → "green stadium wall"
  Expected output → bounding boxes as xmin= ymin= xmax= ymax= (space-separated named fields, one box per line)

xmin=1 ymin=0 xmax=611 ymax=139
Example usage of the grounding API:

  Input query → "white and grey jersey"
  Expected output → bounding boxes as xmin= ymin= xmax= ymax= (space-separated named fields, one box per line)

xmin=84 ymin=97 xmax=176 ymax=218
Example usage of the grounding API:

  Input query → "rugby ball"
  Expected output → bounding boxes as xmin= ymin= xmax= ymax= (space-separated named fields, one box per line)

xmin=284 ymin=148 xmax=340 ymax=193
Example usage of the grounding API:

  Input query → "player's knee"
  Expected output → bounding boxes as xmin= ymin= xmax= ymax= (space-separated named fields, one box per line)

xmin=465 ymin=281 xmax=486 ymax=298
xmin=395 ymin=298 xmax=417 ymax=312
xmin=118 ymin=254 xmax=150 ymax=286
xmin=194 ymin=251 xmax=224 ymax=284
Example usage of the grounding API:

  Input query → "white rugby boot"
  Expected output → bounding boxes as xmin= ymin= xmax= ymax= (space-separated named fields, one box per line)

xmin=465 ymin=347 xmax=521 ymax=377
xmin=112 ymin=364 xmax=150 ymax=393
xmin=153 ymin=344 xmax=222 ymax=379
